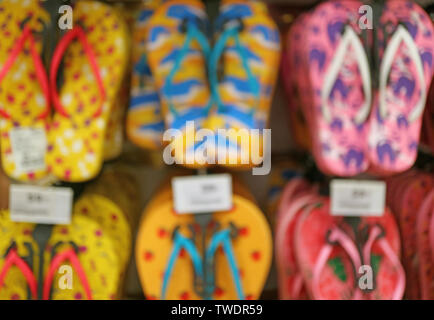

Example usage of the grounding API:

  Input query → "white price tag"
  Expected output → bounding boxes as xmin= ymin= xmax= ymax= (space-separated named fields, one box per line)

xmin=9 ymin=185 xmax=73 ymax=225
xmin=10 ymin=127 xmax=47 ymax=175
xmin=330 ymin=179 xmax=386 ymax=217
xmin=172 ymin=174 xmax=233 ymax=214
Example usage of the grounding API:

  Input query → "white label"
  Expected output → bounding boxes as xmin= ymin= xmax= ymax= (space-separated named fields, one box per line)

xmin=9 ymin=128 xmax=47 ymax=175
xmin=172 ymin=174 xmax=233 ymax=214
xmin=10 ymin=185 xmax=73 ymax=225
xmin=330 ymin=179 xmax=386 ymax=217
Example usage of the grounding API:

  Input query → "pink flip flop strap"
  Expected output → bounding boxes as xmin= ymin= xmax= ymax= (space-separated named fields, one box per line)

xmin=312 ymin=227 xmax=362 ymax=300
xmin=362 ymin=225 xmax=405 ymax=300
xmin=290 ymin=273 xmax=304 ymax=299
xmin=0 ymin=25 xmax=50 ymax=120
xmin=0 ymin=247 xmax=38 ymax=299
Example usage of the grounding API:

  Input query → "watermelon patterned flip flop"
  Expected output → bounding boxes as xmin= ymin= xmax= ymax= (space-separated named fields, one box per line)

xmin=294 ymin=199 xmax=364 ymax=300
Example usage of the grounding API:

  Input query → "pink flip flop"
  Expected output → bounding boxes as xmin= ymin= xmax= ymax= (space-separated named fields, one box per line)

xmin=359 ymin=209 xmax=405 ymax=300
xmin=275 ymin=178 xmax=315 ymax=224
xmin=275 ymin=193 xmax=319 ymax=300
xmin=294 ymin=199 xmax=364 ymax=300
xmin=300 ymin=1 xmax=372 ymax=176
xmin=368 ymin=1 xmax=434 ymax=175
xmin=396 ymin=173 xmax=433 ymax=299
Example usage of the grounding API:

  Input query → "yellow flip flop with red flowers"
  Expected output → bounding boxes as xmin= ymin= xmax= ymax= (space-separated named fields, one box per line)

xmin=47 ymin=0 xmax=129 ymax=182
xmin=0 ymin=0 xmax=51 ymax=182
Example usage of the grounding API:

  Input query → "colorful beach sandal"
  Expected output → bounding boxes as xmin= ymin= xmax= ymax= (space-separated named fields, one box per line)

xmin=275 ymin=192 xmax=319 ymax=300
xmin=206 ymin=0 xmax=280 ymax=168
xmin=392 ymin=172 xmax=433 ymax=299
xmin=0 ymin=211 xmax=38 ymax=300
xmin=127 ymin=1 xmax=165 ymax=150
xmin=359 ymin=210 xmax=405 ymax=300
xmin=136 ymin=183 xmax=272 ymax=300
xmin=0 ymin=0 xmax=51 ymax=182
xmin=300 ymin=1 xmax=372 ymax=176
xmin=146 ymin=0 xmax=212 ymax=167
xmin=47 ymin=0 xmax=129 ymax=182
xmin=368 ymin=1 xmax=434 ymax=174
xmin=294 ymin=199 xmax=364 ymax=300
xmin=42 ymin=212 xmax=120 ymax=300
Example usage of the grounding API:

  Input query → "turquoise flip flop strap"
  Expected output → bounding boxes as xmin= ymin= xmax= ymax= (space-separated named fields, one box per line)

xmin=209 ymin=23 xmax=260 ymax=115
xmin=164 ymin=20 xmax=213 ymax=118
xmin=205 ymin=228 xmax=245 ymax=300
xmin=161 ymin=231 xmax=203 ymax=299
xmin=161 ymin=227 xmax=245 ymax=300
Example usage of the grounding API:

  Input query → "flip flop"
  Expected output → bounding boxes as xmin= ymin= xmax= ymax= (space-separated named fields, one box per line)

xmin=127 ymin=1 xmax=165 ymax=151
xmin=301 ymin=1 xmax=372 ymax=176
xmin=359 ymin=209 xmax=405 ymax=300
xmin=0 ymin=211 xmax=38 ymax=300
xmin=295 ymin=199 xmax=364 ymax=300
xmin=206 ymin=0 xmax=281 ymax=168
xmin=275 ymin=194 xmax=319 ymax=300
xmin=47 ymin=0 xmax=129 ymax=182
xmin=0 ymin=0 xmax=51 ymax=182
xmin=394 ymin=173 xmax=432 ymax=299
xmin=136 ymin=184 xmax=272 ymax=300
xmin=275 ymin=177 xmax=315 ymax=224
xmin=368 ymin=0 xmax=434 ymax=175
xmin=146 ymin=0 xmax=212 ymax=167
xmin=42 ymin=209 xmax=122 ymax=300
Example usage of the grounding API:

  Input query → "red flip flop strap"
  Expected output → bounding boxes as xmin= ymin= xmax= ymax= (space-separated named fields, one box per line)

xmin=50 ymin=26 xmax=106 ymax=119
xmin=42 ymin=248 xmax=92 ymax=300
xmin=0 ymin=25 xmax=50 ymax=120
xmin=0 ymin=248 xmax=38 ymax=299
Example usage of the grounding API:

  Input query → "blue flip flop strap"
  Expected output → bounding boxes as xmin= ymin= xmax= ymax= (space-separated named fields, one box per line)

xmin=165 ymin=21 xmax=212 ymax=118
xmin=161 ymin=231 xmax=203 ymax=300
xmin=205 ymin=229 xmax=245 ymax=300
xmin=209 ymin=25 xmax=260 ymax=116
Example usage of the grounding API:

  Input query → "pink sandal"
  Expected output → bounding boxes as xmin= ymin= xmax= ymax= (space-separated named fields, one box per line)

xmin=275 ymin=193 xmax=319 ymax=299
xmin=368 ymin=1 xmax=434 ymax=175
xmin=300 ymin=1 xmax=372 ymax=176
xmin=294 ymin=199 xmax=364 ymax=300
xmin=360 ymin=211 xmax=405 ymax=300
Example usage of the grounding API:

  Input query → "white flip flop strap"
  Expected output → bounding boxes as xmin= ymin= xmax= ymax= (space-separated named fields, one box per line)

xmin=379 ymin=25 xmax=426 ymax=123
xmin=321 ymin=26 xmax=372 ymax=125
